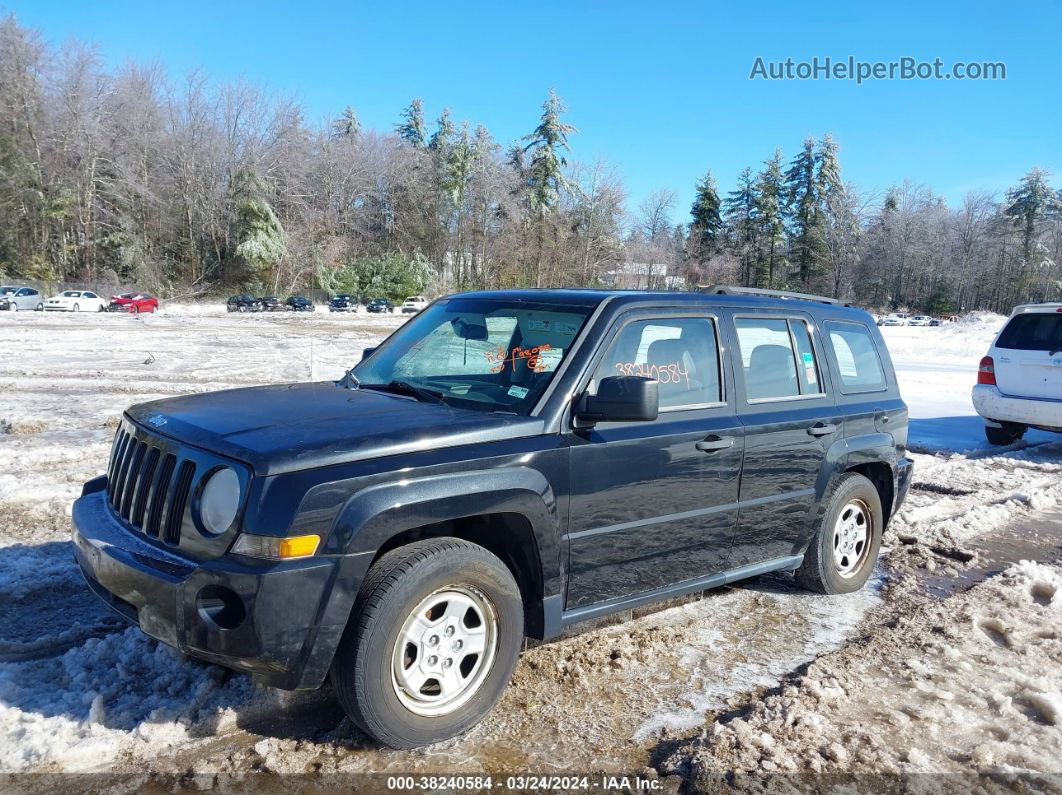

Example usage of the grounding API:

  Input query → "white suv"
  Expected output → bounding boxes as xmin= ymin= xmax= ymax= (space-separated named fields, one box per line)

xmin=973 ymin=303 xmax=1062 ymax=445
xmin=400 ymin=296 xmax=428 ymax=314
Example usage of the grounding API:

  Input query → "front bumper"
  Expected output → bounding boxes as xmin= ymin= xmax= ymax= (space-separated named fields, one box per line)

xmin=71 ymin=480 xmax=371 ymax=689
xmin=972 ymin=384 xmax=1062 ymax=432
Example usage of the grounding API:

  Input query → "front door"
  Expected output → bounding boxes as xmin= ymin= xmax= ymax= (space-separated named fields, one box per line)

xmin=728 ymin=311 xmax=841 ymax=568
xmin=565 ymin=312 xmax=744 ymax=609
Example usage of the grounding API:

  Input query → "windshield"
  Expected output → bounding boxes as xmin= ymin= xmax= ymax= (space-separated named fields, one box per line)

xmin=0 ymin=287 xmax=16 ymax=296
xmin=63 ymin=291 xmax=81 ymax=297
xmin=353 ymin=297 xmax=595 ymax=413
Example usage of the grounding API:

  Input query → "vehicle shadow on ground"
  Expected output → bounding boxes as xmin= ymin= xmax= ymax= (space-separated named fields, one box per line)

xmin=0 ymin=540 xmax=126 ymax=662
xmin=908 ymin=415 xmax=1058 ymax=455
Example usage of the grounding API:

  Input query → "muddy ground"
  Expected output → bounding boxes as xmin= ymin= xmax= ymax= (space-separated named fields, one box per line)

xmin=1 ymin=308 xmax=1060 ymax=791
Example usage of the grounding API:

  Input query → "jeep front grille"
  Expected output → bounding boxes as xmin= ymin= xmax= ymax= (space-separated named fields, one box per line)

xmin=106 ymin=425 xmax=196 ymax=545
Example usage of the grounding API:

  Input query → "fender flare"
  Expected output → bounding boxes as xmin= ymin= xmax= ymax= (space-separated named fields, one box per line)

xmin=297 ymin=467 xmax=561 ymax=687
xmin=804 ymin=432 xmax=896 ymax=549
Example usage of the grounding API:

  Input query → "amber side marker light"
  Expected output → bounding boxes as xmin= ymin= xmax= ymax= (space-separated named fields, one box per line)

xmin=231 ymin=533 xmax=321 ymax=560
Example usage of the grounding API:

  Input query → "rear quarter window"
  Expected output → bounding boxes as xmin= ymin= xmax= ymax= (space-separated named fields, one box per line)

xmin=825 ymin=321 xmax=887 ymax=393
xmin=995 ymin=313 xmax=1062 ymax=351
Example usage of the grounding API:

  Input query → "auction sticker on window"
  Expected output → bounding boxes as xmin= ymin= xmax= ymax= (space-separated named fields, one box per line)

xmin=802 ymin=351 xmax=817 ymax=384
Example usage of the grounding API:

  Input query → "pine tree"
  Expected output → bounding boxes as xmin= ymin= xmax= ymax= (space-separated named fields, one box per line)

xmin=521 ymin=89 xmax=577 ymax=286
xmin=784 ymin=136 xmax=822 ymax=287
xmin=233 ymin=171 xmax=285 ymax=277
xmin=395 ymin=98 xmax=426 ymax=147
xmin=723 ymin=167 xmax=758 ymax=286
xmin=521 ymin=89 xmax=576 ymax=216
xmin=754 ymin=150 xmax=787 ymax=288
xmin=331 ymin=105 xmax=360 ymax=139
xmin=429 ymin=108 xmax=455 ymax=151
xmin=690 ymin=170 xmax=724 ymax=258
xmin=1004 ymin=168 xmax=1058 ymax=298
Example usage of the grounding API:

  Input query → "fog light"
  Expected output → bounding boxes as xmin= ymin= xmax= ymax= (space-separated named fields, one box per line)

xmin=196 ymin=584 xmax=246 ymax=630
xmin=231 ymin=533 xmax=320 ymax=560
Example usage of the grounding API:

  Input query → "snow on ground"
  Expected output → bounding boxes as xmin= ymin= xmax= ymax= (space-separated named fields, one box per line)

xmin=0 ymin=305 xmax=1059 ymax=778
xmin=660 ymin=560 xmax=1062 ymax=784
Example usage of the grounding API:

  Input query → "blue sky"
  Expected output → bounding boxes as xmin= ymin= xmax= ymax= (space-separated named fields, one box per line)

xmin=7 ymin=0 xmax=1061 ymax=220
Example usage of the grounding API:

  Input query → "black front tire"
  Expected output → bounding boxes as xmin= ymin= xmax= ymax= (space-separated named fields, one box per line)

xmin=796 ymin=473 xmax=883 ymax=595
xmin=985 ymin=422 xmax=1025 ymax=446
xmin=331 ymin=538 xmax=523 ymax=749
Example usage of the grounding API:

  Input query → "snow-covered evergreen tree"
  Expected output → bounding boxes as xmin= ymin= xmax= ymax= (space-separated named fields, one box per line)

xmin=690 ymin=170 xmax=724 ymax=257
xmin=754 ymin=150 xmax=787 ymax=288
xmin=785 ymin=136 xmax=822 ymax=287
xmin=395 ymin=98 xmax=426 ymax=147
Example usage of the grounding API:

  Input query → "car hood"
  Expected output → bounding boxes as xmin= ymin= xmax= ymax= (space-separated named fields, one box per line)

xmin=127 ymin=382 xmax=544 ymax=476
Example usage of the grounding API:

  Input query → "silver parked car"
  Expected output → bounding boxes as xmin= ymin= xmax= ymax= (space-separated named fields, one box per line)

xmin=0 ymin=286 xmax=44 ymax=312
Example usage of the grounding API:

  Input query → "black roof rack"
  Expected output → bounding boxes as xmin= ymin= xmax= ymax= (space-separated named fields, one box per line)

xmin=700 ymin=285 xmax=850 ymax=306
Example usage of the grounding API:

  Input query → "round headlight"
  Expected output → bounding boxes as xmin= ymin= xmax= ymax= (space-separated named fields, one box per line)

xmin=199 ymin=467 xmax=240 ymax=534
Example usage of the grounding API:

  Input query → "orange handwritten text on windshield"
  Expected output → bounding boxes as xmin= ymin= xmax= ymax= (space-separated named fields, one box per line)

xmin=485 ymin=344 xmax=553 ymax=373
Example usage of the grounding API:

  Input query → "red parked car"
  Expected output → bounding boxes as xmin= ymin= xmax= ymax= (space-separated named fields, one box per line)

xmin=108 ymin=292 xmax=159 ymax=313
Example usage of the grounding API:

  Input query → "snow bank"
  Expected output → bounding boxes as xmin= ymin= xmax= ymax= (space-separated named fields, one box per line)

xmin=661 ymin=560 xmax=1062 ymax=781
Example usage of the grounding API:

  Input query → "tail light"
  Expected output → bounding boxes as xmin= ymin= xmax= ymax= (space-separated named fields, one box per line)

xmin=977 ymin=356 xmax=996 ymax=385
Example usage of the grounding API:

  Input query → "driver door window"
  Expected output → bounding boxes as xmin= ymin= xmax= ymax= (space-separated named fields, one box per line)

xmin=590 ymin=317 xmax=722 ymax=410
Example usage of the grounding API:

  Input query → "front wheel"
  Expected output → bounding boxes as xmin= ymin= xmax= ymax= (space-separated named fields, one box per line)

xmin=331 ymin=538 xmax=523 ymax=749
xmin=797 ymin=473 xmax=882 ymax=594
xmin=9 ymin=302 xmax=16 ymax=312
xmin=72 ymin=304 xmax=79 ymax=312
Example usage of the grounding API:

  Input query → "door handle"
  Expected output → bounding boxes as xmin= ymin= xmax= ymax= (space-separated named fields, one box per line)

xmin=696 ymin=435 xmax=735 ymax=452
xmin=807 ymin=423 xmax=839 ymax=437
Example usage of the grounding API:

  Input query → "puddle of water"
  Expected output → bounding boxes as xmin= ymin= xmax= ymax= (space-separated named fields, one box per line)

xmin=921 ymin=507 xmax=1062 ymax=598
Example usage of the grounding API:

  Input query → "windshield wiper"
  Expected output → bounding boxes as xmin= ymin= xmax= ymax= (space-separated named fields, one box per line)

xmin=361 ymin=380 xmax=447 ymax=404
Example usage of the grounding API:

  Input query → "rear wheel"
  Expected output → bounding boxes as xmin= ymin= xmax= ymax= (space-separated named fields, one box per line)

xmin=35 ymin=303 xmax=42 ymax=311
xmin=331 ymin=538 xmax=523 ymax=749
xmin=797 ymin=473 xmax=882 ymax=594
xmin=985 ymin=422 xmax=1025 ymax=446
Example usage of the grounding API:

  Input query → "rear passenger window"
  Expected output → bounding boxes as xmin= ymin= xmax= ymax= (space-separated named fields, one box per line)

xmin=592 ymin=317 xmax=722 ymax=409
xmin=825 ymin=321 xmax=886 ymax=392
xmin=735 ymin=317 xmax=824 ymax=401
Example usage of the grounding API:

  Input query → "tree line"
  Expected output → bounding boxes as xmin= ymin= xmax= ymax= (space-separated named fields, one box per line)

xmin=0 ymin=15 xmax=1059 ymax=311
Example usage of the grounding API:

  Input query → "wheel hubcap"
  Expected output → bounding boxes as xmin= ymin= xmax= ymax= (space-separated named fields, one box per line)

xmin=391 ymin=585 xmax=497 ymax=717
xmin=832 ymin=499 xmax=871 ymax=578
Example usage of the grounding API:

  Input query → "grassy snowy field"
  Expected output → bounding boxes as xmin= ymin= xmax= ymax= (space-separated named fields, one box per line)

xmin=0 ymin=306 xmax=1059 ymax=780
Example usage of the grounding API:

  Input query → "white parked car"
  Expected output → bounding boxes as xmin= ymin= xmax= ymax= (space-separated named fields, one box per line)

xmin=44 ymin=290 xmax=106 ymax=312
xmin=972 ymin=302 xmax=1062 ymax=445
xmin=880 ymin=312 xmax=909 ymax=326
xmin=400 ymin=295 xmax=429 ymax=314
xmin=908 ymin=315 xmax=933 ymax=327
xmin=0 ymin=285 xmax=44 ymax=311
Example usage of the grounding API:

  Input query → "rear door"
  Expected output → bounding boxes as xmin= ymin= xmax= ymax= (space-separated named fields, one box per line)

xmin=992 ymin=309 xmax=1062 ymax=400
xmin=727 ymin=310 xmax=842 ymax=568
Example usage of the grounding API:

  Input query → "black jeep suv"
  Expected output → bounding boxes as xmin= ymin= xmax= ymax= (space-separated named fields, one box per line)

xmin=329 ymin=294 xmax=357 ymax=312
xmin=73 ymin=287 xmax=912 ymax=749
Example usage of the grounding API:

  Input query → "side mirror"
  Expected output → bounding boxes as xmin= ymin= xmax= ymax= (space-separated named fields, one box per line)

xmin=360 ymin=346 xmax=377 ymax=362
xmin=574 ymin=376 xmax=658 ymax=427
